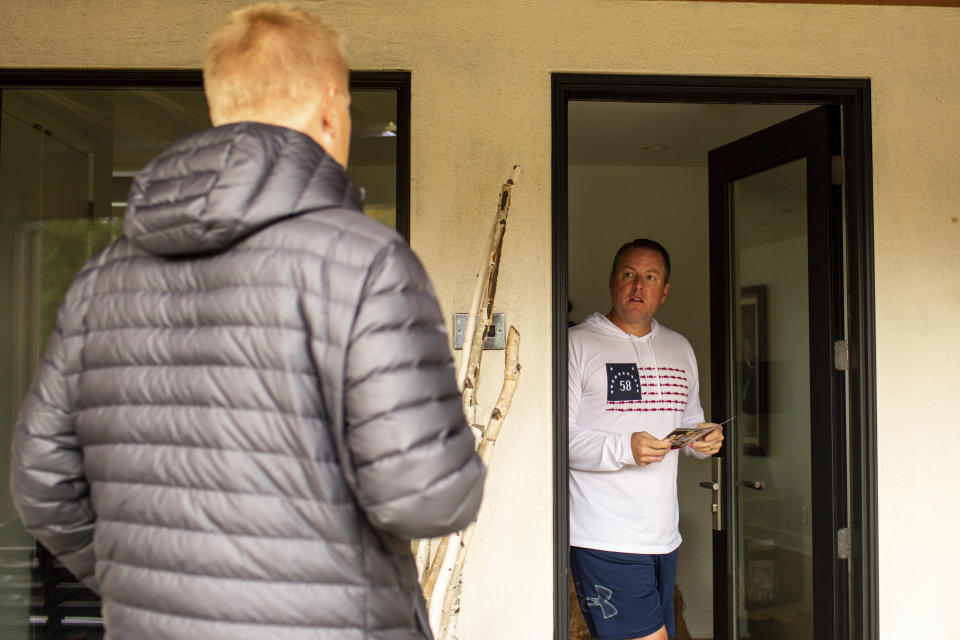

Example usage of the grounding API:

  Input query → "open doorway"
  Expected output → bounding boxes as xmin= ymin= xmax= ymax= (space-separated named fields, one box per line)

xmin=569 ymin=101 xmax=815 ymax=640
xmin=552 ymin=76 xmax=877 ymax=640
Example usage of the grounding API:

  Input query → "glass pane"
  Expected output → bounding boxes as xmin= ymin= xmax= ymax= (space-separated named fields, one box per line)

xmin=0 ymin=86 xmax=210 ymax=638
xmin=349 ymin=89 xmax=398 ymax=228
xmin=730 ymin=159 xmax=813 ymax=640
xmin=0 ymin=110 xmax=40 ymax=640
xmin=1 ymin=81 xmax=404 ymax=636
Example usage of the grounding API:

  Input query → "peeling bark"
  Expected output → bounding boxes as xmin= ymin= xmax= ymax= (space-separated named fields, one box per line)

xmin=417 ymin=167 xmax=522 ymax=640
xmin=437 ymin=326 xmax=521 ymax=640
xmin=457 ymin=165 xmax=520 ymax=426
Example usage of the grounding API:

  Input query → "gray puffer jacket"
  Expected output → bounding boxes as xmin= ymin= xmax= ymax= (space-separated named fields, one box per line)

xmin=10 ymin=122 xmax=485 ymax=639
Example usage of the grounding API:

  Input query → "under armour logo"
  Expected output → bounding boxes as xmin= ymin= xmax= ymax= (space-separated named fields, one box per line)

xmin=583 ymin=584 xmax=618 ymax=619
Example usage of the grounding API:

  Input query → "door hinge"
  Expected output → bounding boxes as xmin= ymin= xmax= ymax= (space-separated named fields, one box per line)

xmin=837 ymin=527 xmax=852 ymax=559
xmin=834 ymin=340 xmax=849 ymax=371
xmin=831 ymin=154 xmax=845 ymax=186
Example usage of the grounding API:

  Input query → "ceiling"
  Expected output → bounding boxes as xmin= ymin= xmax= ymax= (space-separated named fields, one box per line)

xmin=568 ymin=101 xmax=819 ymax=250
xmin=568 ymin=101 xmax=816 ymax=167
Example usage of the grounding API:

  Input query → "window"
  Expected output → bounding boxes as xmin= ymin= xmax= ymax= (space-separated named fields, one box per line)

xmin=0 ymin=69 xmax=410 ymax=638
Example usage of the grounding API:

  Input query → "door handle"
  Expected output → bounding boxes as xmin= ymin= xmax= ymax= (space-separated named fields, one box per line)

xmin=706 ymin=458 xmax=722 ymax=531
xmin=741 ymin=479 xmax=765 ymax=490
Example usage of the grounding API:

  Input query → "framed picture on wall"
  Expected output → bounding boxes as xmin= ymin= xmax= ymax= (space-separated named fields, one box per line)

xmin=739 ymin=285 xmax=768 ymax=456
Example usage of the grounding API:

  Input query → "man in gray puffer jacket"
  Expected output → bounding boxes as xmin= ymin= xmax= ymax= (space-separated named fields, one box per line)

xmin=9 ymin=4 xmax=484 ymax=639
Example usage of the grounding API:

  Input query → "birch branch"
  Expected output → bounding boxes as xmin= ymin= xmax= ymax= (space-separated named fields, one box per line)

xmin=460 ymin=165 xmax=520 ymax=425
xmin=420 ymin=167 xmax=522 ymax=639
xmin=421 ymin=534 xmax=450 ymax=607
xmin=424 ymin=167 xmax=520 ymax=606
xmin=456 ymin=165 xmax=521 ymax=391
xmin=476 ymin=326 xmax=521 ymax=466
xmin=413 ymin=537 xmax=435 ymax=579
xmin=437 ymin=327 xmax=521 ymax=640
xmin=427 ymin=530 xmax=462 ymax=632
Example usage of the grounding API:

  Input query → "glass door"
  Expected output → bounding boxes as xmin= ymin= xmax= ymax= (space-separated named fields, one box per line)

xmin=732 ymin=159 xmax=813 ymax=639
xmin=708 ymin=106 xmax=848 ymax=640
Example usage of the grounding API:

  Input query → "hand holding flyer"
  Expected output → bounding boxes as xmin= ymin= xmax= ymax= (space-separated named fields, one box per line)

xmin=665 ymin=416 xmax=734 ymax=450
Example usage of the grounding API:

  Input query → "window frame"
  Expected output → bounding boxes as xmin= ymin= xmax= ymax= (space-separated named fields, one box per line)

xmin=552 ymin=73 xmax=876 ymax=640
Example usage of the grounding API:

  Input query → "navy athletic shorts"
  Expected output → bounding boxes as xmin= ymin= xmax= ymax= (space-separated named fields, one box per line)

xmin=570 ymin=546 xmax=678 ymax=640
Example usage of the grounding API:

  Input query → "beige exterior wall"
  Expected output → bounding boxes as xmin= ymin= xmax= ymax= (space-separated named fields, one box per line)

xmin=4 ymin=1 xmax=960 ymax=637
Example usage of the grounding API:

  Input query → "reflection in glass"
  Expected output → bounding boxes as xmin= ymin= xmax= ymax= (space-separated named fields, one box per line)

xmin=0 ymin=87 xmax=213 ymax=638
xmin=350 ymin=89 xmax=398 ymax=229
xmin=0 ymin=84 xmax=402 ymax=637
xmin=730 ymin=159 xmax=813 ymax=640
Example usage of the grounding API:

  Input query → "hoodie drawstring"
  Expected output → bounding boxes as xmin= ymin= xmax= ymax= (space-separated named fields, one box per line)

xmin=631 ymin=335 xmax=662 ymax=404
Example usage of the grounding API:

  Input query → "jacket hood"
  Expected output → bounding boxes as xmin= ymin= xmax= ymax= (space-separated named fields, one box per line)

xmin=125 ymin=122 xmax=363 ymax=256
xmin=582 ymin=311 xmax=661 ymax=340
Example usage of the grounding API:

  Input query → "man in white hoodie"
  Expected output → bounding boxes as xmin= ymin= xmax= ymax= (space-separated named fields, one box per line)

xmin=569 ymin=238 xmax=724 ymax=640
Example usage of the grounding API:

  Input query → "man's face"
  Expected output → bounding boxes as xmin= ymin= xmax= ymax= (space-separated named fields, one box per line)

xmin=607 ymin=247 xmax=671 ymax=336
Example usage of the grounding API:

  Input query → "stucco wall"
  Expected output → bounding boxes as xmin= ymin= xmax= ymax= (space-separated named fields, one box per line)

xmin=4 ymin=1 xmax=960 ymax=637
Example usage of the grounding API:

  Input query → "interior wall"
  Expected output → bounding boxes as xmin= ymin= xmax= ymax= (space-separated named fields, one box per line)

xmin=4 ymin=2 xmax=960 ymax=638
xmin=569 ymin=164 xmax=714 ymax=635
xmin=736 ymin=173 xmax=814 ymax=556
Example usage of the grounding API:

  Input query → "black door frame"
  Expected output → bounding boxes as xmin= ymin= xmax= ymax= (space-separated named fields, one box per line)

xmin=551 ymin=74 xmax=877 ymax=640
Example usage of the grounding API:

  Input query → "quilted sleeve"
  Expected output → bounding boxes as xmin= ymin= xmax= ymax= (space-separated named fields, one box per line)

xmin=343 ymin=241 xmax=485 ymax=539
xmin=10 ymin=325 xmax=99 ymax=592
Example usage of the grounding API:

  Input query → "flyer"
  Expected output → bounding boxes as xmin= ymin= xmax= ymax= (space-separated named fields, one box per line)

xmin=665 ymin=416 xmax=733 ymax=450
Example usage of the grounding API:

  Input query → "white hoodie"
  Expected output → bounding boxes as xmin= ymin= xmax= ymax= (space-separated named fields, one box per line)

xmin=569 ymin=312 xmax=706 ymax=554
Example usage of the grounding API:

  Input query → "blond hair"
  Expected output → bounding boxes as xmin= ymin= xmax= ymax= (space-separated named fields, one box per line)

xmin=203 ymin=2 xmax=348 ymax=125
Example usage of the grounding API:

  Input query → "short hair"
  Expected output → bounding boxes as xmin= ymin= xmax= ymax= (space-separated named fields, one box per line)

xmin=610 ymin=238 xmax=672 ymax=282
xmin=203 ymin=2 xmax=348 ymax=125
